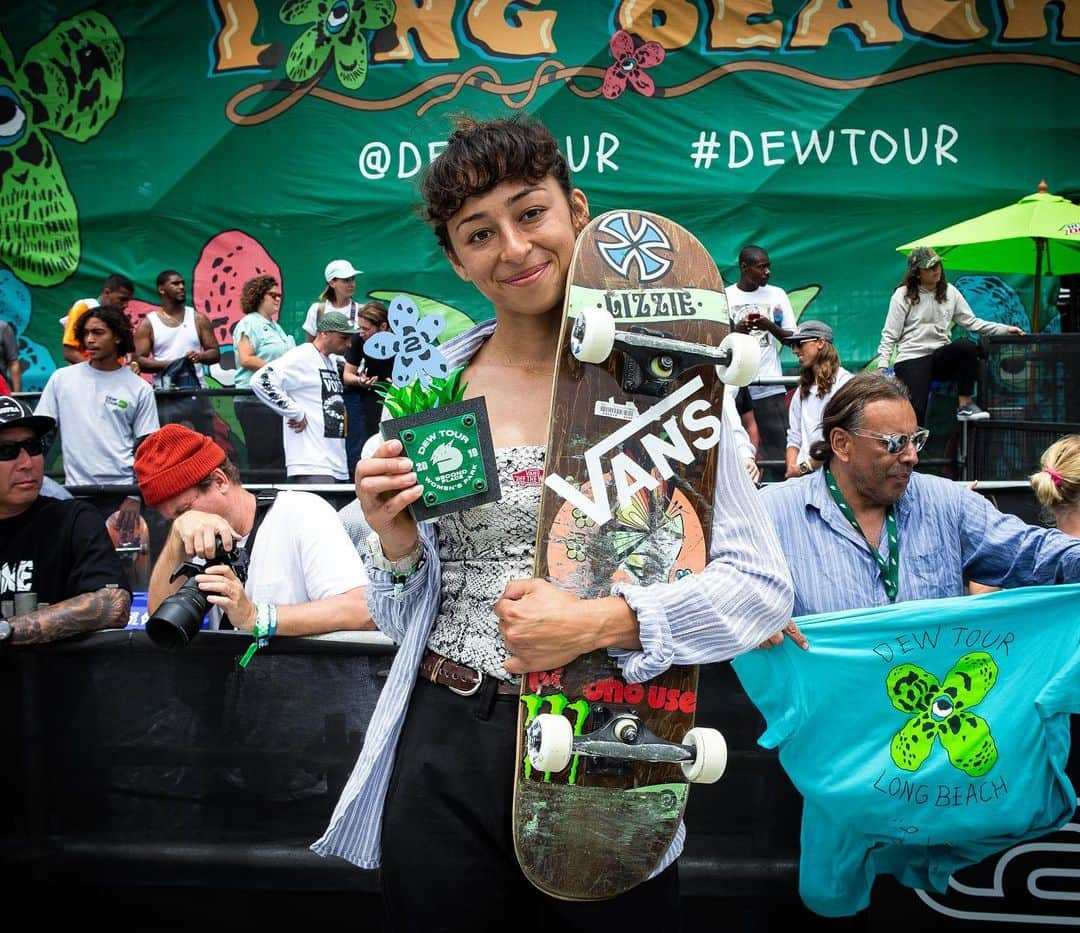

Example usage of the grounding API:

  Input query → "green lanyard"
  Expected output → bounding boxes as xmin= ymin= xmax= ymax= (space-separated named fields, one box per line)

xmin=825 ymin=469 xmax=899 ymax=602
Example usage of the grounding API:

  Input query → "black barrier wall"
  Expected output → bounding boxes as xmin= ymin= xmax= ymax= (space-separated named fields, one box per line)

xmin=3 ymin=629 xmax=1079 ymax=930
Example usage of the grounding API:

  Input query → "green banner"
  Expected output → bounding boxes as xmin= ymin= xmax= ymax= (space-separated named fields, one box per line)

xmin=2 ymin=0 xmax=1077 ymax=395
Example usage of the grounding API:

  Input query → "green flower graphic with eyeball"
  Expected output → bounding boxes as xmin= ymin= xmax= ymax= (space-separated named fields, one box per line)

xmin=0 ymin=12 xmax=124 ymax=286
xmin=887 ymin=651 xmax=999 ymax=778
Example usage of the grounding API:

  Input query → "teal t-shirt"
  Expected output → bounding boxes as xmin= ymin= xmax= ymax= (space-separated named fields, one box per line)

xmin=732 ymin=585 xmax=1080 ymax=917
xmin=232 ymin=314 xmax=296 ymax=388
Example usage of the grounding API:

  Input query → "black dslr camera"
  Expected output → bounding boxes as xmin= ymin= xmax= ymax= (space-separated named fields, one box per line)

xmin=145 ymin=537 xmax=242 ymax=649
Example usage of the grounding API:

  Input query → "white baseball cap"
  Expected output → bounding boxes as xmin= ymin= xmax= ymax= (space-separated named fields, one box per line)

xmin=324 ymin=259 xmax=362 ymax=282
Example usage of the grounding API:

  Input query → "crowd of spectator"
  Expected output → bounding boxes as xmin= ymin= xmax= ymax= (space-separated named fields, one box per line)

xmin=0 ymin=241 xmax=1066 ymax=637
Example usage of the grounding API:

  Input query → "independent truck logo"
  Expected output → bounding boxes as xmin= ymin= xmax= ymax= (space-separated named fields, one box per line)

xmin=595 ymin=212 xmax=674 ymax=283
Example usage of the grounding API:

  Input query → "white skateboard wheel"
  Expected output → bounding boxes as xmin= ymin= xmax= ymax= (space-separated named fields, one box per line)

xmin=527 ymin=713 xmax=574 ymax=773
xmin=571 ymin=307 xmax=616 ymax=364
xmin=680 ymin=727 xmax=727 ymax=784
xmin=715 ymin=332 xmax=759 ymax=387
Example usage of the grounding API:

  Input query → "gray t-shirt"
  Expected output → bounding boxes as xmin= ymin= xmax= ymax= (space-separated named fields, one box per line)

xmin=35 ymin=363 xmax=160 ymax=485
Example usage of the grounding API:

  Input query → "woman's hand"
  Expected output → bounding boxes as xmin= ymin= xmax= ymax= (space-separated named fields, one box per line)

xmin=355 ymin=438 xmax=422 ymax=559
xmin=495 ymin=578 xmax=639 ymax=675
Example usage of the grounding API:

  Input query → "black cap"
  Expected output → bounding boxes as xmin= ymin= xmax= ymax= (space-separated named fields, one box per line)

xmin=0 ymin=396 xmax=56 ymax=436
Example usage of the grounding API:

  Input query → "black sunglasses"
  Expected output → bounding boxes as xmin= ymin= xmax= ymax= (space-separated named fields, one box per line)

xmin=0 ymin=436 xmax=44 ymax=461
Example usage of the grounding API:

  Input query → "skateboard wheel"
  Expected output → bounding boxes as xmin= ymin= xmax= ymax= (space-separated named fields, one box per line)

xmin=680 ymin=727 xmax=727 ymax=784
xmin=527 ymin=713 xmax=574 ymax=773
xmin=571 ymin=308 xmax=616 ymax=364
xmin=715 ymin=333 xmax=759 ymax=387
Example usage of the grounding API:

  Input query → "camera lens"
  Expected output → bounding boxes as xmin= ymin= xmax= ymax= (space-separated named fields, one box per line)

xmin=145 ymin=578 xmax=209 ymax=649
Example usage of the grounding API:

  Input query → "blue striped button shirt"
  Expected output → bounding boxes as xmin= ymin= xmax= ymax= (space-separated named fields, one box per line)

xmin=313 ymin=319 xmax=794 ymax=871
xmin=759 ymin=468 xmax=1080 ymax=619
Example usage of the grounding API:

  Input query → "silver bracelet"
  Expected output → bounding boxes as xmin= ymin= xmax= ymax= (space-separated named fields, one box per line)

xmin=367 ymin=532 xmax=423 ymax=580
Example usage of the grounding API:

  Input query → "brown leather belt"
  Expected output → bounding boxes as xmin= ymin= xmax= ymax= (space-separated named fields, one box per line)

xmin=419 ymin=650 xmax=519 ymax=697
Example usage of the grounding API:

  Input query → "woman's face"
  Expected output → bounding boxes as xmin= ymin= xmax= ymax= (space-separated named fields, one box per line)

xmin=259 ymin=284 xmax=282 ymax=317
xmin=918 ymin=264 xmax=942 ymax=289
xmin=331 ymin=276 xmax=357 ymax=303
xmin=357 ymin=318 xmax=377 ymax=341
xmin=793 ymin=338 xmax=824 ymax=369
xmin=444 ymin=176 xmax=589 ymax=319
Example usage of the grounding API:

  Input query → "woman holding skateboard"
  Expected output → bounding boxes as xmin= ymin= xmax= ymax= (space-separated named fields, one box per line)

xmin=314 ymin=116 xmax=793 ymax=928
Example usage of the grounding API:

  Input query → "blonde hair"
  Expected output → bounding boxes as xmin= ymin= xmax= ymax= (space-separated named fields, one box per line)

xmin=1029 ymin=435 xmax=1080 ymax=517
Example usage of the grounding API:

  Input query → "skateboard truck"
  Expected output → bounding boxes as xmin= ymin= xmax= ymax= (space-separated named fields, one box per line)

xmin=527 ymin=707 xmax=727 ymax=784
xmin=570 ymin=308 xmax=759 ymax=398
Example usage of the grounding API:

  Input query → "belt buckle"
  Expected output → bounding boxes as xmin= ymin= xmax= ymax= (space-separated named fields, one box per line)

xmin=448 ymin=671 xmax=483 ymax=697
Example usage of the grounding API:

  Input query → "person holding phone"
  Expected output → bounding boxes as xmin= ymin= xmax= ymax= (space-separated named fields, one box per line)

xmin=726 ymin=245 xmax=795 ymax=479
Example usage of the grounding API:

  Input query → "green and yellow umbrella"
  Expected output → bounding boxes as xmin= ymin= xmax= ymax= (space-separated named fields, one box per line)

xmin=897 ymin=182 xmax=1080 ymax=330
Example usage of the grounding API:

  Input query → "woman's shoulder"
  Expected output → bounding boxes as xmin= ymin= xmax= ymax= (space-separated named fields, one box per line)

xmin=232 ymin=313 xmax=263 ymax=335
xmin=442 ymin=318 xmax=497 ymax=367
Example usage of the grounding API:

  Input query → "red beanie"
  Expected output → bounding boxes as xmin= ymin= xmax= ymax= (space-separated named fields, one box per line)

xmin=135 ymin=424 xmax=226 ymax=507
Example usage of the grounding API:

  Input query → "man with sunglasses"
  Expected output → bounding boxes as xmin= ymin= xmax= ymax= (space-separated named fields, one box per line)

xmin=759 ymin=371 xmax=1080 ymax=629
xmin=0 ymin=398 xmax=130 ymax=644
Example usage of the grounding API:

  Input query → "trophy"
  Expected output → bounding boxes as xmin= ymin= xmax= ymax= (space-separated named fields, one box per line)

xmin=367 ymin=296 xmax=500 ymax=521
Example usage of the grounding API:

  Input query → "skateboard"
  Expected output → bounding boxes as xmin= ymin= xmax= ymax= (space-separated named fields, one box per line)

xmin=512 ymin=209 xmax=759 ymax=900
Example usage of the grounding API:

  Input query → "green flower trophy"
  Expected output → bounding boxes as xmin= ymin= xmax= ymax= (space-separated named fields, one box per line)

xmin=371 ymin=307 xmax=501 ymax=521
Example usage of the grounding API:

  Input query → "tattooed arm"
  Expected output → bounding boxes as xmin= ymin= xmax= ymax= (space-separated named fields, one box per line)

xmin=8 ymin=587 xmax=131 ymax=645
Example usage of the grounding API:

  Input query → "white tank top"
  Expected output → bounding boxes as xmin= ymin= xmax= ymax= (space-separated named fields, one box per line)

xmin=149 ymin=307 xmax=206 ymax=387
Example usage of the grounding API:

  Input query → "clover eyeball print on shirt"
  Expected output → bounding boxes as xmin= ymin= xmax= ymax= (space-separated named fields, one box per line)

xmin=731 ymin=584 xmax=1080 ymax=917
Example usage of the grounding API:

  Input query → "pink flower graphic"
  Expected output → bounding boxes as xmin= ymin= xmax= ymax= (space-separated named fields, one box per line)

xmin=602 ymin=30 xmax=665 ymax=100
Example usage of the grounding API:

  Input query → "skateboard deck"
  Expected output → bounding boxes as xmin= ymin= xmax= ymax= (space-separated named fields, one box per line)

xmin=512 ymin=209 xmax=757 ymax=900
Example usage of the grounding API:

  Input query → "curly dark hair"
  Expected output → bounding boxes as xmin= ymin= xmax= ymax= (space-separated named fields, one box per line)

xmin=420 ymin=115 xmax=573 ymax=252
xmin=75 ymin=303 xmax=135 ymax=357
xmin=240 ymin=275 xmax=279 ymax=315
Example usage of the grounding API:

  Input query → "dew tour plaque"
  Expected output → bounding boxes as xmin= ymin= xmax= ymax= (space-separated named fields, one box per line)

xmin=379 ymin=397 xmax=501 ymax=522
xmin=366 ymin=296 xmax=501 ymax=521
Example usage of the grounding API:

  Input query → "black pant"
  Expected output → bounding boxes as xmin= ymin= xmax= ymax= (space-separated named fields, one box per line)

xmin=380 ymin=678 xmax=682 ymax=932
xmin=343 ymin=390 xmax=372 ymax=481
xmin=893 ymin=340 xmax=981 ymax=425
xmin=234 ymin=396 xmax=285 ymax=478
xmin=156 ymin=392 xmax=215 ymax=437
xmin=750 ymin=392 xmax=789 ymax=480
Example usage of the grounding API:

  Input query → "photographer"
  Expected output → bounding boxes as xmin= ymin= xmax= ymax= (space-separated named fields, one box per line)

xmin=134 ymin=424 xmax=372 ymax=638
xmin=0 ymin=398 xmax=130 ymax=644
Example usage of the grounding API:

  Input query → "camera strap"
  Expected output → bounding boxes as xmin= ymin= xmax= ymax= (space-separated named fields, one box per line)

xmin=241 ymin=483 xmax=282 ymax=570
xmin=221 ymin=489 xmax=280 ymax=633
